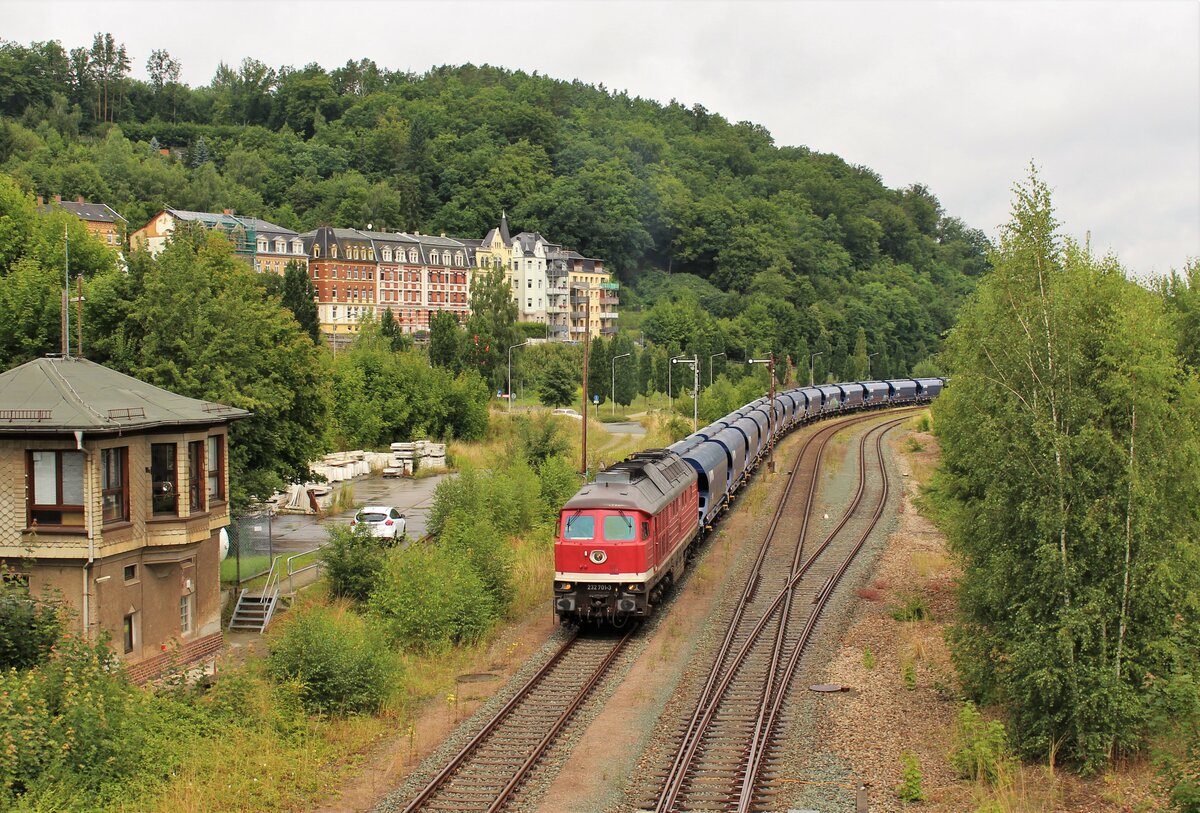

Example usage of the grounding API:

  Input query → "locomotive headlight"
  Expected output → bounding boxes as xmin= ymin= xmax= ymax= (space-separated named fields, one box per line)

xmin=625 ymin=583 xmax=644 ymax=593
xmin=555 ymin=582 xmax=572 ymax=592
xmin=589 ymin=549 xmax=608 ymax=565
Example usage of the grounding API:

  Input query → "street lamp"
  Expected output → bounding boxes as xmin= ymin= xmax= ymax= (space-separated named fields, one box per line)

xmin=748 ymin=354 xmax=776 ymax=471
xmin=672 ymin=355 xmax=699 ymax=431
xmin=507 ymin=340 xmax=531 ymax=412
xmin=611 ymin=352 xmax=631 ymax=416
xmin=809 ymin=351 xmax=823 ymax=387
xmin=709 ymin=352 xmax=726 ymax=387
xmin=867 ymin=352 xmax=879 ymax=379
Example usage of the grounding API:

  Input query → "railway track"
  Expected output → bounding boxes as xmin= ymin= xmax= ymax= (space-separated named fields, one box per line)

xmin=641 ymin=412 xmax=907 ymax=813
xmin=399 ymin=627 xmax=635 ymax=813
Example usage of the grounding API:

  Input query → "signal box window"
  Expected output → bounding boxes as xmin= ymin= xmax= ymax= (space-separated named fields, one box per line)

xmin=187 ymin=440 xmax=204 ymax=513
xmin=603 ymin=515 xmax=636 ymax=542
xmin=101 ymin=447 xmax=129 ymax=524
xmin=150 ymin=443 xmax=177 ymax=516
xmin=563 ymin=515 xmax=594 ymax=540
xmin=27 ymin=450 xmax=84 ymax=526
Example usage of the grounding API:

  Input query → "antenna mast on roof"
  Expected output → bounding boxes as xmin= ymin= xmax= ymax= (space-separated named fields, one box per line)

xmin=61 ymin=225 xmax=70 ymax=358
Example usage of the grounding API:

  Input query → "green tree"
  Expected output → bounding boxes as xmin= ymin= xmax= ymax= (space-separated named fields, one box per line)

xmin=465 ymin=263 xmax=518 ymax=390
xmin=932 ymin=170 xmax=1200 ymax=770
xmin=538 ymin=349 xmax=578 ymax=407
xmin=281 ymin=259 xmax=320 ymax=342
xmin=429 ymin=310 xmax=463 ymax=372
xmin=85 ymin=226 xmax=329 ymax=501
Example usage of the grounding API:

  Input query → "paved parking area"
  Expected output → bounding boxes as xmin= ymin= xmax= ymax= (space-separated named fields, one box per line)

xmin=270 ymin=472 xmax=449 ymax=552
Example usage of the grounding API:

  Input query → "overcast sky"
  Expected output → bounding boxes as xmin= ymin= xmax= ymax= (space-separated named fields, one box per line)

xmin=5 ymin=0 xmax=1198 ymax=278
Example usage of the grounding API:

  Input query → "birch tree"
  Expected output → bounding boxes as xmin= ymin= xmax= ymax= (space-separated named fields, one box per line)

xmin=932 ymin=169 xmax=1200 ymax=770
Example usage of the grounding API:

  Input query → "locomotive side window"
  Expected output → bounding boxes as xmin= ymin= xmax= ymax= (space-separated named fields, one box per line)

xmin=642 ymin=521 xmax=650 ymax=539
xmin=564 ymin=515 xmax=595 ymax=540
xmin=604 ymin=515 xmax=636 ymax=541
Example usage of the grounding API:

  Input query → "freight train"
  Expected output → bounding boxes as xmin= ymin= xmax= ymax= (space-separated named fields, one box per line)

xmin=553 ymin=377 xmax=944 ymax=624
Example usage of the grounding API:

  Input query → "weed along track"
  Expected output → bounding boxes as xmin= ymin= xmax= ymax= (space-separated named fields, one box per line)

xmin=396 ymin=627 xmax=636 ymax=813
xmin=632 ymin=414 xmax=905 ymax=813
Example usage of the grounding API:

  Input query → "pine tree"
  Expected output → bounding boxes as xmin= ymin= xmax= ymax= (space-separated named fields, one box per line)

xmin=191 ymin=136 xmax=208 ymax=167
xmin=281 ymin=260 xmax=319 ymax=341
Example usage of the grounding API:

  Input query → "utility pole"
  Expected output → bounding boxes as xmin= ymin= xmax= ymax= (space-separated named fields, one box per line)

xmin=580 ymin=290 xmax=590 ymax=475
xmin=671 ymin=355 xmax=699 ymax=432
xmin=709 ymin=351 xmax=725 ymax=387
xmin=749 ymin=354 xmax=776 ymax=472
xmin=810 ymin=351 xmax=823 ymax=387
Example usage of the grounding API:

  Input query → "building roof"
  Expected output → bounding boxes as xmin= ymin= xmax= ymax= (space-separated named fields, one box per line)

xmin=166 ymin=209 xmax=296 ymax=236
xmin=0 ymin=356 xmax=250 ymax=434
xmin=39 ymin=200 xmax=127 ymax=224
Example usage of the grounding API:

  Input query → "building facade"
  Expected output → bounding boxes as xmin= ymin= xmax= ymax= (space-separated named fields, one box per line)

xmin=0 ymin=357 xmax=248 ymax=681
xmin=37 ymin=195 xmax=128 ymax=250
xmin=131 ymin=209 xmax=306 ymax=274
xmin=304 ymin=227 xmax=474 ymax=337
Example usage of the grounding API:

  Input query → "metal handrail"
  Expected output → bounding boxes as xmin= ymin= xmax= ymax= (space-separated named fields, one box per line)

xmin=260 ymin=554 xmax=284 ymax=630
xmin=285 ymin=546 xmax=324 ymax=593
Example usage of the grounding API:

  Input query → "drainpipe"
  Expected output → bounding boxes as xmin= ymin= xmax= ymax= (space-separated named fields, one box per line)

xmin=77 ymin=430 xmax=96 ymax=639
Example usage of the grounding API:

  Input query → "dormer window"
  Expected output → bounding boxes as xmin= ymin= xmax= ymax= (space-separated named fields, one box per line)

xmin=331 ymin=244 xmax=338 ymax=259
xmin=382 ymin=248 xmax=391 ymax=262
xmin=257 ymin=239 xmax=267 ymax=252
xmin=313 ymin=244 xmax=321 ymax=258
xmin=409 ymin=249 xmax=418 ymax=263
xmin=275 ymin=239 xmax=284 ymax=253
xmin=455 ymin=252 xmax=464 ymax=266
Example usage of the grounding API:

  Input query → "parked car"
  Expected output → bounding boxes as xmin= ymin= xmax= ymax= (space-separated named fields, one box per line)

xmin=552 ymin=408 xmax=583 ymax=419
xmin=351 ymin=505 xmax=407 ymax=541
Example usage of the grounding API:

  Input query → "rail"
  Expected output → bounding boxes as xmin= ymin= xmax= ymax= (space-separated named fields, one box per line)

xmin=285 ymin=547 xmax=324 ymax=593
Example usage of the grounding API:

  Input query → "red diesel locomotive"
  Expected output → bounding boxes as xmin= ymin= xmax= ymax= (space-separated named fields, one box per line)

xmin=553 ymin=450 xmax=699 ymax=623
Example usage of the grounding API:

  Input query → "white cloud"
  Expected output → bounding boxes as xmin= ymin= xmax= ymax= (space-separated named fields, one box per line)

xmin=4 ymin=0 xmax=1197 ymax=275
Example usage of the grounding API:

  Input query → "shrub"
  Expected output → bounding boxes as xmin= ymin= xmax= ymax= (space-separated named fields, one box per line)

xmin=513 ymin=416 xmax=569 ymax=466
xmin=903 ymin=662 xmax=918 ymax=690
xmin=951 ymin=702 xmax=1010 ymax=785
xmin=369 ymin=546 xmax=498 ymax=652
xmin=266 ymin=602 xmax=399 ymax=716
xmin=896 ymin=750 xmax=926 ymax=803
xmin=863 ymin=648 xmax=877 ymax=670
xmin=438 ymin=512 xmax=514 ymax=610
xmin=0 ymin=634 xmax=151 ymax=805
xmin=322 ymin=523 xmax=391 ymax=603
xmin=537 ymin=455 xmax=582 ymax=523
xmin=0 ymin=577 xmax=63 ymax=670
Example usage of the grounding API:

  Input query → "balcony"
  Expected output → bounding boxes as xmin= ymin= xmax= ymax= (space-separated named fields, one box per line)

xmin=546 ymin=303 xmax=567 ymax=313
xmin=598 ymin=310 xmax=618 ymax=319
xmin=600 ymin=296 xmax=620 ymax=306
xmin=570 ymin=310 xmax=587 ymax=319
xmin=571 ymin=295 xmax=590 ymax=305
xmin=601 ymin=326 xmax=617 ymax=336
xmin=570 ymin=326 xmax=588 ymax=335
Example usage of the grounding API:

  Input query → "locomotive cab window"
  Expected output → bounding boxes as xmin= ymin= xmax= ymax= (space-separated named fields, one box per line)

xmin=563 ymin=515 xmax=595 ymax=540
xmin=603 ymin=515 xmax=636 ymax=541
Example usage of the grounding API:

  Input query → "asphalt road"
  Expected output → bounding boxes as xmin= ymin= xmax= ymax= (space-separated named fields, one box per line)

xmin=269 ymin=472 xmax=449 ymax=552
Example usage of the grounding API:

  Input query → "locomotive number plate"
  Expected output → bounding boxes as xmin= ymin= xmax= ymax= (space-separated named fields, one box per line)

xmin=585 ymin=583 xmax=614 ymax=591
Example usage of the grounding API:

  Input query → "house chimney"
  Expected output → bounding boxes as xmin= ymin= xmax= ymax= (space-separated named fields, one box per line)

xmin=76 ymin=196 xmax=85 ymax=204
xmin=36 ymin=195 xmax=44 ymax=206
xmin=53 ymin=194 xmax=62 ymax=204
xmin=223 ymin=208 xmax=234 ymax=215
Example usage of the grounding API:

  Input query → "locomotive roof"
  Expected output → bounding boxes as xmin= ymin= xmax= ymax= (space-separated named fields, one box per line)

xmin=563 ymin=448 xmax=697 ymax=514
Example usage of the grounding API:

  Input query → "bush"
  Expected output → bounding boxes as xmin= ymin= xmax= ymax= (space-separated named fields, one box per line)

xmin=369 ymin=545 xmax=497 ymax=652
xmin=323 ymin=524 xmax=391 ymax=603
xmin=951 ymin=702 xmax=1011 ymax=785
xmin=0 ymin=634 xmax=151 ymax=805
xmin=538 ymin=455 xmax=583 ymax=523
xmin=438 ymin=513 xmax=514 ymax=610
xmin=266 ymin=602 xmax=399 ymax=716
xmin=896 ymin=750 xmax=926 ymax=803
xmin=0 ymin=577 xmax=63 ymax=670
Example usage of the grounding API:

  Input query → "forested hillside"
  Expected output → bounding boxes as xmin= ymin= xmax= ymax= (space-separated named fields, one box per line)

xmin=0 ymin=35 xmax=988 ymax=375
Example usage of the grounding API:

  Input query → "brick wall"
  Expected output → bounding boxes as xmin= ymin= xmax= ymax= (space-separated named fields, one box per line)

xmin=125 ymin=631 xmax=223 ymax=684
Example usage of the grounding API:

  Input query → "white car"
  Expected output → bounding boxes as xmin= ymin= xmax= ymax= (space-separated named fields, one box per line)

xmin=352 ymin=505 xmax=407 ymax=541
xmin=552 ymin=408 xmax=583 ymax=419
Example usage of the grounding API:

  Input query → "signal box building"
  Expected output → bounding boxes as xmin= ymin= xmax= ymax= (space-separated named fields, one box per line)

xmin=0 ymin=357 xmax=248 ymax=681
